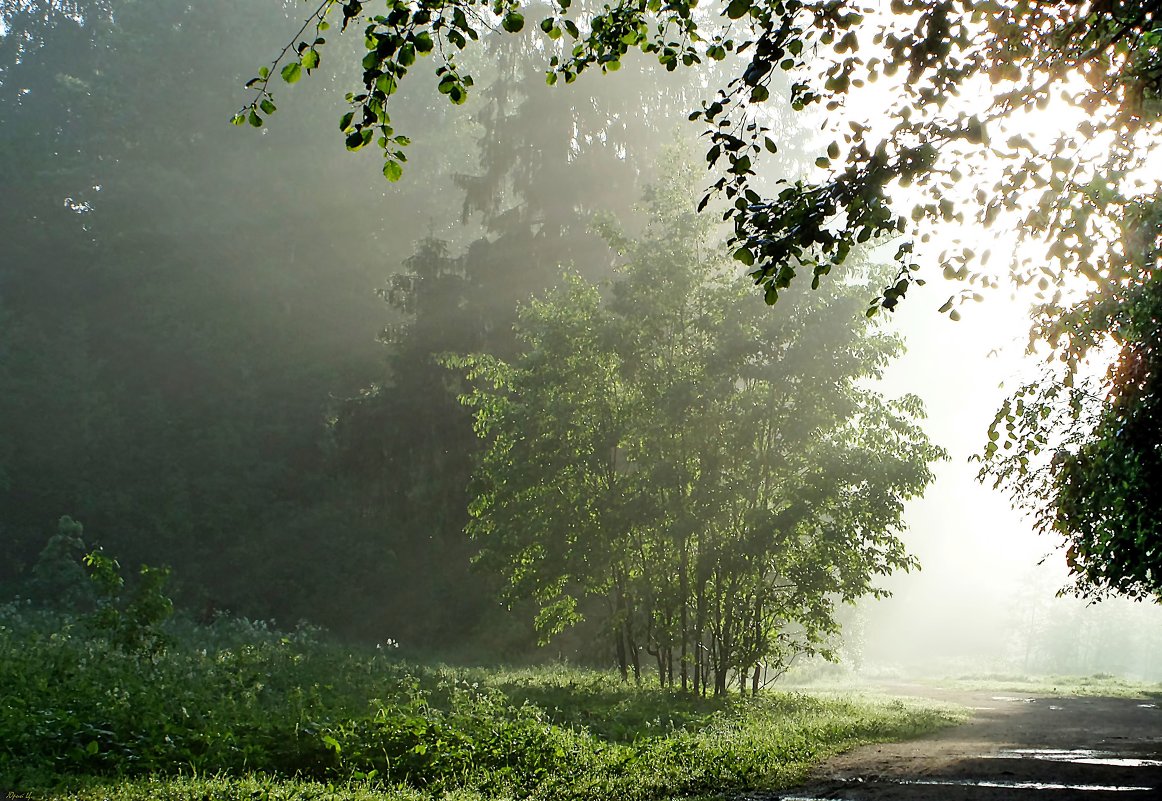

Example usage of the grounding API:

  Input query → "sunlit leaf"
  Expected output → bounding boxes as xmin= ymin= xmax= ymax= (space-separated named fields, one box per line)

xmin=280 ymin=62 xmax=302 ymax=84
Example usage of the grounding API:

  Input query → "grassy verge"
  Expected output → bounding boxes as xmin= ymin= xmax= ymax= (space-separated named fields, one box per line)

xmin=0 ymin=605 xmax=964 ymax=801
xmin=935 ymin=673 xmax=1162 ymax=698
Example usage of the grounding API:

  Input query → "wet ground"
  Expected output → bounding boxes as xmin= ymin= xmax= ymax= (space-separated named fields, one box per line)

xmin=767 ymin=685 xmax=1162 ymax=800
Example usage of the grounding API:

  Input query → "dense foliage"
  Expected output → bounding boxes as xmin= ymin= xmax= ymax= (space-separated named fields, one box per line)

xmin=6 ymin=0 xmax=937 ymax=659
xmin=0 ymin=0 xmax=429 ymax=640
xmin=0 ymin=0 xmax=715 ymax=651
xmin=448 ymin=170 xmax=943 ymax=692
xmin=0 ymin=603 xmax=961 ymax=798
xmin=981 ymin=265 xmax=1162 ymax=601
xmin=245 ymin=0 xmax=1162 ymax=600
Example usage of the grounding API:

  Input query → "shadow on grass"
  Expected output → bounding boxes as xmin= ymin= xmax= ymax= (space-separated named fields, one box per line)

xmin=489 ymin=675 xmax=729 ymax=742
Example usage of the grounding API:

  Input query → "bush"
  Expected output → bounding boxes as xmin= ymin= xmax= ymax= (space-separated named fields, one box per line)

xmin=0 ymin=605 xmax=963 ymax=800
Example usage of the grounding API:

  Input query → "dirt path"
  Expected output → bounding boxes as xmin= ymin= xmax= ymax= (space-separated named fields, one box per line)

xmin=769 ymin=685 xmax=1162 ymax=800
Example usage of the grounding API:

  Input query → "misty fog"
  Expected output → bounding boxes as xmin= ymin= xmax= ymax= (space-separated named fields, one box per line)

xmin=3 ymin=0 xmax=1159 ymax=683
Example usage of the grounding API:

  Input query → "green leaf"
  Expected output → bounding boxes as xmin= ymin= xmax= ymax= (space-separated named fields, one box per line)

xmin=733 ymin=247 xmax=755 ymax=266
xmin=259 ymin=98 xmax=277 ymax=115
xmin=502 ymin=12 xmax=525 ymax=33
xmin=383 ymin=160 xmax=403 ymax=182
xmin=281 ymin=62 xmax=302 ymax=84
xmin=726 ymin=0 xmax=751 ymax=19
xmin=248 ymin=110 xmax=263 ymax=127
xmin=301 ymin=48 xmax=320 ymax=70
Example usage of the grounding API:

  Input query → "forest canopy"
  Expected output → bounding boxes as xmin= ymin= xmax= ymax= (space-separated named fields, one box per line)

xmin=6 ymin=0 xmax=941 ymax=658
xmin=4 ymin=0 xmax=1160 ymax=668
xmin=242 ymin=0 xmax=1162 ymax=313
xmin=242 ymin=0 xmax=1162 ymax=602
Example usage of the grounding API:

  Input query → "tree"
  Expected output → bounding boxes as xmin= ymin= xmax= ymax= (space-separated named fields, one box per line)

xmin=243 ymin=0 xmax=1162 ymax=601
xmin=980 ymin=204 xmax=1162 ymax=601
xmin=447 ymin=169 xmax=944 ymax=691
xmin=0 ymin=0 xmax=458 ymax=637
xmin=326 ymin=34 xmax=726 ymax=649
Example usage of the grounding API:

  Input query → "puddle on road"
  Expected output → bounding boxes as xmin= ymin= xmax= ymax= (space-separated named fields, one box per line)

xmin=901 ymin=778 xmax=1153 ymax=791
xmin=980 ymin=748 xmax=1162 ymax=768
xmin=779 ymin=775 xmax=1155 ymax=799
xmin=990 ymin=695 xmax=1036 ymax=703
xmin=1139 ymin=703 xmax=1157 ymax=709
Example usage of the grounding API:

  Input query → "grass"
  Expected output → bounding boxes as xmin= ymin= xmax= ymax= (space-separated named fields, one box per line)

xmin=933 ymin=672 xmax=1162 ymax=698
xmin=779 ymin=660 xmax=1162 ymax=699
xmin=0 ymin=603 xmax=965 ymax=801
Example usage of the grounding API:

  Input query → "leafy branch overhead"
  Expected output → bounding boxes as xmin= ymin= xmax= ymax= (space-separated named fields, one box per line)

xmin=238 ymin=0 xmax=1162 ymax=316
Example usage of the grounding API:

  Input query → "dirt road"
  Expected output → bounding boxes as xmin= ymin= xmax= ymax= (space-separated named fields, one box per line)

xmin=769 ymin=685 xmax=1162 ymax=800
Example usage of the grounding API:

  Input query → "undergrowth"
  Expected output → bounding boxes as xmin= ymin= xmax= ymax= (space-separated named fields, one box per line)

xmin=0 ymin=603 xmax=964 ymax=801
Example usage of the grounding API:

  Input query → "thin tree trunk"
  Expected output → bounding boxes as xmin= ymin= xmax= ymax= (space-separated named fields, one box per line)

xmin=679 ymin=524 xmax=689 ymax=693
xmin=613 ymin=580 xmax=629 ymax=683
xmin=627 ymin=620 xmax=642 ymax=684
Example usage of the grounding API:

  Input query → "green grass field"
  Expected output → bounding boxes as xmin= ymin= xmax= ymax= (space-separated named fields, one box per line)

xmin=933 ymin=673 xmax=1162 ymax=698
xmin=0 ymin=604 xmax=965 ymax=801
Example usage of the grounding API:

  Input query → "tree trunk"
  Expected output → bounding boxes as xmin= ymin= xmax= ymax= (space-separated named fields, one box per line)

xmin=627 ymin=619 xmax=642 ymax=684
xmin=679 ymin=524 xmax=689 ymax=693
xmin=613 ymin=582 xmax=629 ymax=683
